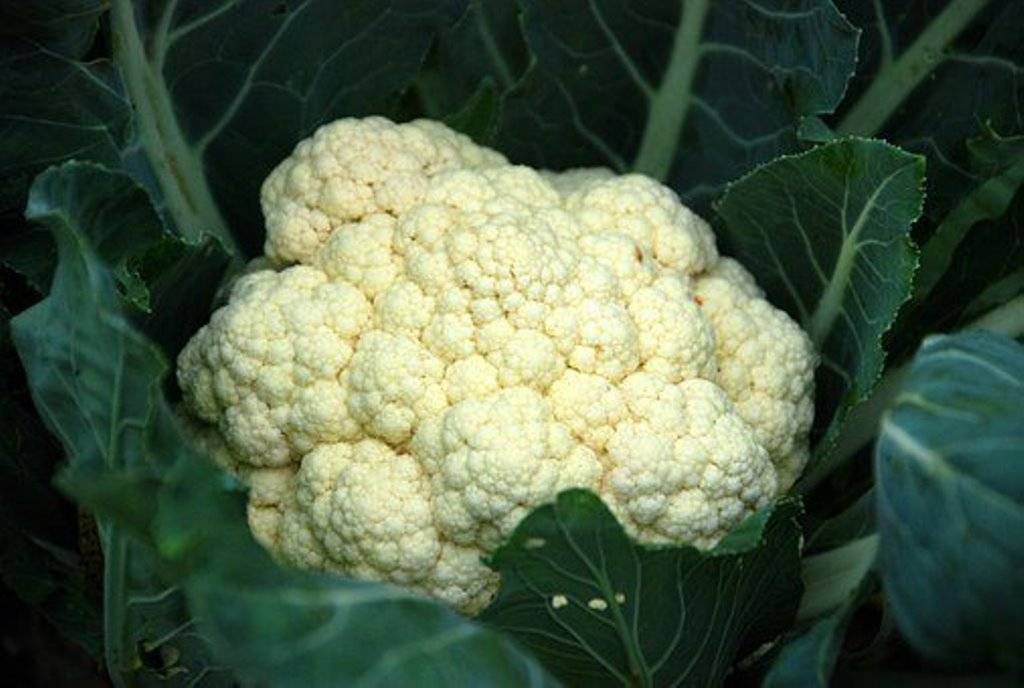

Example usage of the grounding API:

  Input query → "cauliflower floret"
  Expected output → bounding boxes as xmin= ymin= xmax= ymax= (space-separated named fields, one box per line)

xmin=178 ymin=117 xmax=816 ymax=615
xmin=177 ymin=266 xmax=369 ymax=467
xmin=603 ymin=374 xmax=777 ymax=547
xmin=695 ymin=259 xmax=817 ymax=489
xmin=419 ymin=387 xmax=602 ymax=550
xmin=262 ymin=117 xmax=504 ymax=265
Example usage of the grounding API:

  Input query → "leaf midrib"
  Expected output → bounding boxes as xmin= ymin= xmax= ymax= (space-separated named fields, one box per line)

xmin=109 ymin=0 xmax=239 ymax=254
xmin=837 ymin=0 xmax=992 ymax=137
xmin=632 ymin=0 xmax=711 ymax=180
xmin=807 ymin=161 xmax=912 ymax=345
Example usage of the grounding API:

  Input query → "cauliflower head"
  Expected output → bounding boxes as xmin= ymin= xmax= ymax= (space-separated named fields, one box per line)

xmin=177 ymin=116 xmax=816 ymax=614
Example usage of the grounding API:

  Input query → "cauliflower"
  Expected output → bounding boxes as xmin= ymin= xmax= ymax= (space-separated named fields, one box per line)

xmin=177 ymin=116 xmax=816 ymax=614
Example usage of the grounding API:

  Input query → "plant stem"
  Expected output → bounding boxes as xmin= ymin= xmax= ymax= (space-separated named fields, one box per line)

xmin=632 ymin=0 xmax=711 ymax=180
xmin=836 ymin=0 xmax=990 ymax=137
xmin=109 ymin=0 xmax=240 ymax=255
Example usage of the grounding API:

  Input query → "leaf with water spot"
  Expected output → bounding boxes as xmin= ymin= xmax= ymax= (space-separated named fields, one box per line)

xmin=480 ymin=490 xmax=803 ymax=687
xmin=497 ymin=0 xmax=858 ymax=213
xmin=876 ymin=330 xmax=1024 ymax=672
xmin=714 ymin=138 xmax=924 ymax=487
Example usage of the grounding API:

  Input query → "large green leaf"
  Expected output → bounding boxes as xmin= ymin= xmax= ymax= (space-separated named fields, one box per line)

xmin=498 ymin=0 xmax=858 ymax=211
xmin=876 ymin=331 xmax=1024 ymax=672
xmin=480 ymin=491 xmax=803 ymax=687
xmin=833 ymin=0 xmax=1024 ymax=349
xmin=12 ymin=163 xmax=231 ymax=686
xmin=11 ymin=153 xmax=557 ymax=688
xmin=715 ymin=138 xmax=924 ymax=487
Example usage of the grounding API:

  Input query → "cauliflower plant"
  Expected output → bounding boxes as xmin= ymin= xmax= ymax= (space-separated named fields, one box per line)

xmin=177 ymin=117 xmax=816 ymax=614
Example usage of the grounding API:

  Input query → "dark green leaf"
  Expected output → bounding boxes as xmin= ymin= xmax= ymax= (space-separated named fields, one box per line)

xmin=0 ymin=230 xmax=56 ymax=293
xmin=480 ymin=490 xmax=803 ymax=687
xmin=12 ymin=163 xmax=229 ymax=686
xmin=111 ymin=0 xmax=465 ymax=256
xmin=874 ymin=130 xmax=1024 ymax=364
xmin=12 ymin=152 xmax=558 ymax=688
xmin=764 ymin=584 xmax=864 ymax=688
xmin=0 ymin=306 xmax=102 ymax=658
xmin=876 ymin=331 xmax=1024 ymax=672
xmin=0 ymin=36 xmax=130 ymax=220
xmin=836 ymin=0 xmax=1023 ymax=221
xmin=0 ymin=0 xmax=106 ymax=57
xmin=798 ymin=116 xmax=838 ymax=144
xmin=834 ymin=668 xmax=1022 ymax=688
xmin=499 ymin=0 xmax=858 ymax=212
xmin=444 ymin=79 xmax=502 ymax=145
xmin=414 ymin=0 xmax=527 ymax=121
xmin=806 ymin=489 xmax=876 ymax=552
xmin=714 ymin=138 xmax=925 ymax=488
xmin=797 ymin=535 xmax=877 ymax=622
xmin=11 ymin=162 xmax=233 ymax=349
xmin=825 ymin=1 xmax=1024 ymax=368
xmin=914 ymin=132 xmax=1024 ymax=300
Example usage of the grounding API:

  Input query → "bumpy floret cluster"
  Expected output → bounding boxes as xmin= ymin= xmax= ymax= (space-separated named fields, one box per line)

xmin=177 ymin=117 xmax=816 ymax=614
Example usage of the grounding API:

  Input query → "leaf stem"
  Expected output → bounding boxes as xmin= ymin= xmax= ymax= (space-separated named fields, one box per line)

xmin=103 ymin=527 xmax=131 ymax=688
xmin=807 ymin=165 xmax=909 ymax=346
xmin=632 ymin=0 xmax=711 ymax=180
xmin=915 ymin=157 xmax=1024 ymax=300
xmin=475 ymin=1 xmax=514 ymax=90
xmin=797 ymin=534 xmax=878 ymax=621
xmin=109 ymin=0 xmax=240 ymax=255
xmin=837 ymin=0 xmax=990 ymax=137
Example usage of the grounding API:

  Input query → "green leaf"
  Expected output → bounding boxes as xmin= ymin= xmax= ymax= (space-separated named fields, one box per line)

xmin=413 ymin=0 xmax=527 ymax=122
xmin=764 ymin=576 xmax=875 ymax=688
xmin=876 ymin=330 xmax=1024 ymax=672
xmin=12 ymin=155 xmax=558 ymax=688
xmin=836 ymin=0 xmax=1023 ymax=221
xmin=798 ymin=116 xmax=838 ymax=144
xmin=870 ymin=130 xmax=1024 ymax=365
xmin=914 ymin=132 xmax=1024 ymax=300
xmin=714 ymin=138 xmax=925 ymax=488
xmin=0 ymin=27 xmax=131 ymax=220
xmin=12 ymin=163 xmax=230 ymax=686
xmin=498 ymin=0 xmax=858 ymax=212
xmin=797 ymin=535 xmax=877 ymax=622
xmin=0 ymin=1 xmax=107 ymax=57
xmin=112 ymin=0 xmax=465 ymax=256
xmin=0 ymin=307 xmax=103 ymax=659
xmin=480 ymin=490 xmax=803 ymax=687
xmin=806 ymin=489 xmax=876 ymax=552
xmin=0 ymin=230 xmax=57 ymax=293
xmin=765 ymin=613 xmax=849 ymax=687
xmin=11 ymin=162 xmax=232 ymax=354
xmin=443 ymin=79 xmax=502 ymax=145
xmin=3 ymin=1 xmax=466 ymax=258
